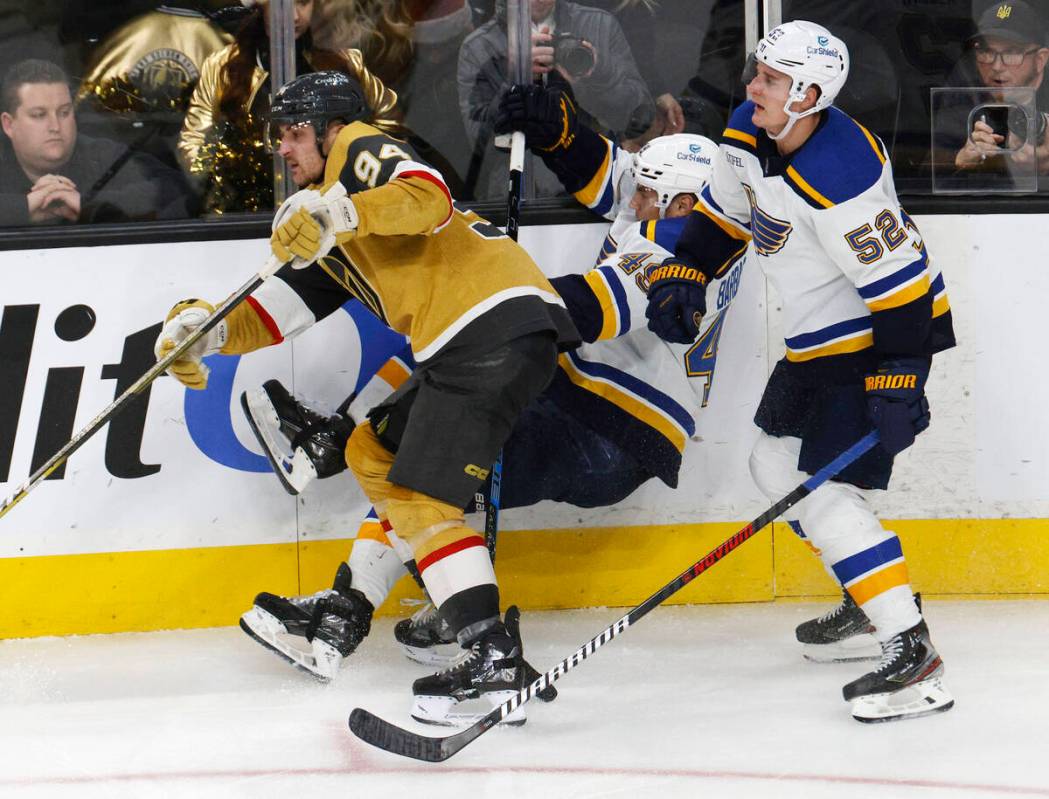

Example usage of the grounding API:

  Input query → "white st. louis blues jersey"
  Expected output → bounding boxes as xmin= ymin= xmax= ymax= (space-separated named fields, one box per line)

xmin=683 ymin=101 xmax=953 ymax=363
xmin=547 ymin=135 xmax=749 ymax=486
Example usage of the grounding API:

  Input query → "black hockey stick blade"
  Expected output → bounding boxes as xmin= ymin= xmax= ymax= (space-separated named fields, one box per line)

xmin=348 ymin=707 xmax=494 ymax=762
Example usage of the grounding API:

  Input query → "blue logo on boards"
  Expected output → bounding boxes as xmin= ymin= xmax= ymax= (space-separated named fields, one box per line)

xmin=183 ymin=300 xmax=407 ymax=472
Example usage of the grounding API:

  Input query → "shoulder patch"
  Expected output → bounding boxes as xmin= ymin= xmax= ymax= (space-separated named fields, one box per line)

xmin=721 ymin=101 xmax=759 ymax=154
xmin=783 ymin=108 xmax=887 ymax=209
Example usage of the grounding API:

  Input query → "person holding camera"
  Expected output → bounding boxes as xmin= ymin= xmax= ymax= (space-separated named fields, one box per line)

xmin=952 ymin=1 xmax=1049 ymax=175
xmin=457 ymin=0 xmax=651 ymax=199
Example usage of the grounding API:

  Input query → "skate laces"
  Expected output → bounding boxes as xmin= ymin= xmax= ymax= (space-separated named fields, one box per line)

xmin=874 ymin=635 xmax=905 ymax=672
xmin=817 ymin=598 xmax=849 ymax=624
xmin=409 ymin=602 xmax=439 ymax=629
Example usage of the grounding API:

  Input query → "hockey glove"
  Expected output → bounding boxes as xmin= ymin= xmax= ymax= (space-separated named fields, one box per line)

xmin=494 ymin=82 xmax=578 ymax=152
xmin=644 ymin=258 xmax=708 ymax=345
xmin=865 ymin=356 xmax=931 ymax=456
xmin=270 ymin=183 xmax=356 ymax=268
xmin=154 ymin=299 xmax=227 ymax=390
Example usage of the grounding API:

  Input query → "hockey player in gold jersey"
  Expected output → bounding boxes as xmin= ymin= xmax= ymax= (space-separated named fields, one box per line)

xmin=154 ymin=71 xmax=578 ymax=726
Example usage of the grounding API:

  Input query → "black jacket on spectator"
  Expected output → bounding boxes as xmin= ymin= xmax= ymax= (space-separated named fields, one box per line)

xmin=0 ymin=132 xmax=194 ymax=226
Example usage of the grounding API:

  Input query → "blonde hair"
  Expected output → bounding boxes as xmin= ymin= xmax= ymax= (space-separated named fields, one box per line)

xmin=311 ymin=0 xmax=414 ymax=81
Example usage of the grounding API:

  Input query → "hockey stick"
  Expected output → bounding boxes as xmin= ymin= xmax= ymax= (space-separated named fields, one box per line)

xmin=0 ymin=255 xmax=286 ymax=521
xmin=348 ymin=430 xmax=880 ymax=761
xmin=481 ymin=130 xmax=525 ymax=559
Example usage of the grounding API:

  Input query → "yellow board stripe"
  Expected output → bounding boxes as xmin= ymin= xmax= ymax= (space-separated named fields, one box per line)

xmin=583 ymin=269 xmax=619 ymax=340
xmin=558 ymin=353 xmax=687 ymax=453
xmin=866 ymin=275 xmax=931 ymax=312
xmin=785 ymin=332 xmax=874 ymax=362
xmin=574 ymin=140 xmax=612 ymax=207
xmin=376 ymin=358 xmax=411 ymax=391
xmin=3 ymin=518 xmax=1049 ymax=639
xmin=847 ymin=561 xmax=910 ymax=606
xmin=724 ymin=128 xmax=757 ymax=148
xmin=785 ymin=165 xmax=834 ymax=209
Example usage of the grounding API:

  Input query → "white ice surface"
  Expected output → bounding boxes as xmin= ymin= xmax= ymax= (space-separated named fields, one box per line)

xmin=2 ymin=601 xmax=1047 ymax=799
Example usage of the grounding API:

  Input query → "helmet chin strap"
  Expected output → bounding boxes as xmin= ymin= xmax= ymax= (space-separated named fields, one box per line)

xmin=768 ymin=87 xmax=819 ymax=141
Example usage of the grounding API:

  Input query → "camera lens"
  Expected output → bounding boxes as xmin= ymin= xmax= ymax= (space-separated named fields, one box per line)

xmin=554 ymin=35 xmax=595 ymax=78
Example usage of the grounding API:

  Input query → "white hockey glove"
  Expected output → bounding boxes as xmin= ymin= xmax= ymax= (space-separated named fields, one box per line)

xmin=270 ymin=182 xmax=357 ymax=269
xmin=153 ymin=299 xmax=228 ymax=390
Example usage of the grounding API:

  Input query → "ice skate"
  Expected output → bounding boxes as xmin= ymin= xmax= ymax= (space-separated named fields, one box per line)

xmin=843 ymin=619 xmax=954 ymax=723
xmin=240 ymin=379 xmax=352 ymax=495
xmin=239 ymin=563 xmax=372 ymax=681
xmin=394 ymin=601 xmax=464 ymax=667
xmin=797 ymin=592 xmax=923 ymax=663
xmin=410 ymin=609 xmax=527 ymax=727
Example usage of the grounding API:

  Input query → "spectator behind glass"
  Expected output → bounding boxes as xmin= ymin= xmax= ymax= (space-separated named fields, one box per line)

xmin=950 ymin=1 xmax=1049 ymax=176
xmin=574 ymin=0 xmax=686 ymax=137
xmin=76 ymin=1 xmax=233 ymax=176
xmin=178 ymin=0 xmax=399 ymax=214
xmin=0 ymin=59 xmax=192 ymax=226
xmin=457 ymin=0 xmax=652 ymax=200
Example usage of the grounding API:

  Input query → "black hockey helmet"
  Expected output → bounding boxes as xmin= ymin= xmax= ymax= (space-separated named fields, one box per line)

xmin=269 ymin=71 xmax=370 ymax=143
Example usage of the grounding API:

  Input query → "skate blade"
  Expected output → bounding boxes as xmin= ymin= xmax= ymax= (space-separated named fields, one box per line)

xmin=803 ymin=634 xmax=881 ymax=663
xmin=410 ymin=690 xmax=527 ymax=728
xmin=850 ymin=677 xmax=955 ymax=723
xmin=239 ymin=608 xmax=342 ymax=682
xmin=240 ymin=390 xmax=315 ymax=496
xmin=400 ymin=641 xmax=467 ymax=668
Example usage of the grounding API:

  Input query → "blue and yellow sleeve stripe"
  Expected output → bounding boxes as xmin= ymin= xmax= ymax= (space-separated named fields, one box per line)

xmin=858 ymin=258 xmax=931 ymax=312
xmin=573 ymin=136 xmax=617 ymax=216
xmin=582 ymin=266 xmax=632 ymax=340
xmin=784 ymin=316 xmax=875 ymax=362
xmin=930 ymin=272 xmax=951 ymax=318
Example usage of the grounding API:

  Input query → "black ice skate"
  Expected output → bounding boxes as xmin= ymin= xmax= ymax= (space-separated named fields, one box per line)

xmin=239 ymin=563 xmax=373 ymax=681
xmin=797 ymin=591 xmax=924 ymax=663
xmin=410 ymin=610 xmax=527 ymax=727
xmin=240 ymin=379 xmax=352 ymax=495
xmin=394 ymin=601 xmax=463 ymax=667
xmin=843 ymin=619 xmax=954 ymax=723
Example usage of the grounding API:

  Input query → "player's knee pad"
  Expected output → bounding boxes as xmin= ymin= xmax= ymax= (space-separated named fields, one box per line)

xmin=795 ymin=481 xmax=890 ymax=566
xmin=749 ymin=433 xmax=804 ymax=503
xmin=384 ymin=491 xmax=466 ymax=552
xmin=345 ymin=422 xmax=396 ymax=505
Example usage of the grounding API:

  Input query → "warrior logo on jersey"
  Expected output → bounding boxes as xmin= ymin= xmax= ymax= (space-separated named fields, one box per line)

xmin=742 ymin=184 xmax=793 ymax=256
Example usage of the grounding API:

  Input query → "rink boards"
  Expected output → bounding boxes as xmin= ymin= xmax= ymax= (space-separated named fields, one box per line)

xmin=1 ymin=216 xmax=1047 ymax=637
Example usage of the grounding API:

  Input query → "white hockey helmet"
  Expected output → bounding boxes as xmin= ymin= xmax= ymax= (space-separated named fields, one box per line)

xmin=746 ymin=20 xmax=849 ymax=140
xmin=632 ymin=133 xmax=717 ymax=217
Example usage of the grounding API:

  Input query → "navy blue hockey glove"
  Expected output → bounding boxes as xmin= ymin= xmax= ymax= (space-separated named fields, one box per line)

xmin=495 ymin=82 xmax=578 ymax=152
xmin=644 ymin=258 xmax=708 ymax=344
xmin=865 ymin=357 xmax=931 ymax=456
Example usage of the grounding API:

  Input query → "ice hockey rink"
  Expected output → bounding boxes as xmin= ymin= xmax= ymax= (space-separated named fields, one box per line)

xmin=2 ymin=600 xmax=1047 ymax=799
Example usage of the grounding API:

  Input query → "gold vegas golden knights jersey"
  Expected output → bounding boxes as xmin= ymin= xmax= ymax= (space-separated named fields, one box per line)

xmin=222 ymin=122 xmax=579 ymax=362
xmin=78 ymin=7 xmax=231 ymax=112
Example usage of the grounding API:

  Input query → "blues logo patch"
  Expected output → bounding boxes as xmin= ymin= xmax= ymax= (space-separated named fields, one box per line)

xmin=743 ymin=184 xmax=792 ymax=256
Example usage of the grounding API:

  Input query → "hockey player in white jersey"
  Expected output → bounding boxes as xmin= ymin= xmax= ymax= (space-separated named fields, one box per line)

xmin=238 ymin=122 xmax=751 ymax=688
xmin=646 ymin=20 xmax=956 ymax=723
